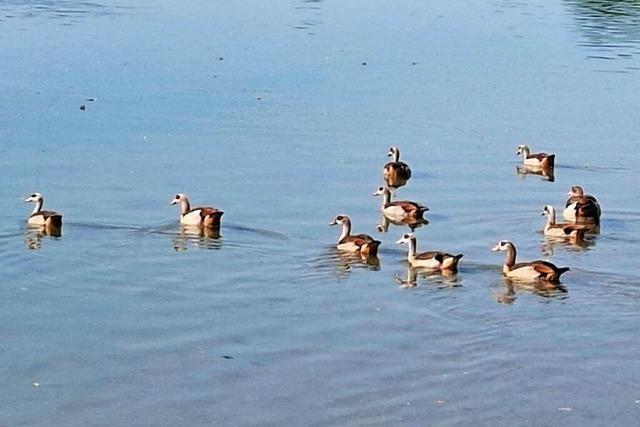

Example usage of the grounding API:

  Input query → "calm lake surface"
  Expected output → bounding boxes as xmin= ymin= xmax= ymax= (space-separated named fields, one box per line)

xmin=1 ymin=1 xmax=640 ymax=425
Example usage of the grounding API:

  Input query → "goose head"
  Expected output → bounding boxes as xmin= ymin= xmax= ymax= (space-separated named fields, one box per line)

xmin=24 ymin=192 xmax=43 ymax=203
xmin=395 ymin=233 xmax=415 ymax=245
xmin=372 ymin=186 xmax=389 ymax=197
xmin=516 ymin=145 xmax=530 ymax=157
xmin=541 ymin=205 xmax=555 ymax=217
xmin=329 ymin=214 xmax=351 ymax=227
xmin=171 ymin=193 xmax=188 ymax=205
xmin=491 ymin=240 xmax=513 ymax=252
xmin=568 ymin=185 xmax=584 ymax=197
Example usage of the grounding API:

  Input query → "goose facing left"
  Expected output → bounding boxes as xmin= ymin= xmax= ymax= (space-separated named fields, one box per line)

xmin=329 ymin=214 xmax=381 ymax=256
xmin=396 ymin=233 xmax=463 ymax=271
xmin=25 ymin=192 xmax=62 ymax=226
xmin=171 ymin=193 xmax=223 ymax=227
xmin=373 ymin=186 xmax=428 ymax=220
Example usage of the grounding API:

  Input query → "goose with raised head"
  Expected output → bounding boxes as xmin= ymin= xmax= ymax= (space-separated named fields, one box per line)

xmin=396 ymin=233 xmax=463 ymax=271
xmin=383 ymin=146 xmax=412 ymax=189
xmin=516 ymin=145 xmax=555 ymax=169
xmin=491 ymin=240 xmax=569 ymax=282
xmin=329 ymin=215 xmax=381 ymax=256
xmin=171 ymin=193 xmax=223 ymax=227
xmin=373 ymin=186 xmax=428 ymax=220
xmin=541 ymin=205 xmax=587 ymax=240
xmin=25 ymin=192 xmax=63 ymax=227
xmin=563 ymin=185 xmax=601 ymax=224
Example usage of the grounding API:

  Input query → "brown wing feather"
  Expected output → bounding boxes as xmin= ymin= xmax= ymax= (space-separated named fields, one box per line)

xmin=391 ymin=201 xmax=427 ymax=214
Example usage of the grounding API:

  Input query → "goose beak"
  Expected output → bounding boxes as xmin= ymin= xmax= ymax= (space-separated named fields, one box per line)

xmin=395 ymin=238 xmax=405 ymax=245
xmin=491 ymin=244 xmax=501 ymax=252
xmin=540 ymin=211 xmax=546 ymax=216
xmin=329 ymin=220 xmax=337 ymax=226
xmin=170 ymin=199 xmax=178 ymax=205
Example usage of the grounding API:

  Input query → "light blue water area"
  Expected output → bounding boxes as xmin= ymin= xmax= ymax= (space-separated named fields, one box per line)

xmin=1 ymin=1 xmax=640 ymax=426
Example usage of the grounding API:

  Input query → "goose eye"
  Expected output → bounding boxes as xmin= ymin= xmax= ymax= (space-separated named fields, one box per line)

xmin=31 ymin=194 xmax=37 ymax=197
xmin=175 ymin=195 xmax=180 ymax=199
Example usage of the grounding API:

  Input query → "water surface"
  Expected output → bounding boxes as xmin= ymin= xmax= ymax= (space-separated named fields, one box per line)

xmin=1 ymin=1 xmax=640 ymax=425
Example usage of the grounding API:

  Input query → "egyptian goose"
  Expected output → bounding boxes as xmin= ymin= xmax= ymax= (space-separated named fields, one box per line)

xmin=373 ymin=186 xmax=428 ymax=220
xmin=562 ymin=185 xmax=601 ymax=224
xmin=171 ymin=193 xmax=223 ymax=227
xmin=396 ymin=233 xmax=463 ymax=271
xmin=24 ymin=193 xmax=62 ymax=227
xmin=491 ymin=240 xmax=569 ymax=282
xmin=516 ymin=145 xmax=555 ymax=169
xmin=329 ymin=215 xmax=381 ymax=256
xmin=541 ymin=205 xmax=587 ymax=240
xmin=383 ymin=146 xmax=412 ymax=189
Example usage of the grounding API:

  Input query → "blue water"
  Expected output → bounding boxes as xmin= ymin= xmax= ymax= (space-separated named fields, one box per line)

xmin=1 ymin=1 xmax=640 ymax=425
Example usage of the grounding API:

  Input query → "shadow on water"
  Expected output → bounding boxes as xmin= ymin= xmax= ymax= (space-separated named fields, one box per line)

xmin=304 ymin=247 xmax=380 ymax=281
xmin=565 ymin=0 xmax=640 ymax=70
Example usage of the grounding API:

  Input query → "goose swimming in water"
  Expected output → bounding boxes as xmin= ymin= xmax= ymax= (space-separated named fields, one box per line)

xmin=24 ymin=192 xmax=63 ymax=227
xmin=373 ymin=186 xmax=428 ymax=220
xmin=491 ymin=240 xmax=569 ymax=283
xmin=329 ymin=214 xmax=381 ymax=256
xmin=396 ymin=233 xmax=463 ymax=271
xmin=383 ymin=146 xmax=412 ymax=189
xmin=541 ymin=205 xmax=587 ymax=241
xmin=563 ymin=185 xmax=601 ymax=224
xmin=516 ymin=145 xmax=555 ymax=170
xmin=171 ymin=193 xmax=223 ymax=227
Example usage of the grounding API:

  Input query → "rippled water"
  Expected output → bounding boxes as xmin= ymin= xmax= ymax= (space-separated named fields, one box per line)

xmin=2 ymin=1 xmax=640 ymax=425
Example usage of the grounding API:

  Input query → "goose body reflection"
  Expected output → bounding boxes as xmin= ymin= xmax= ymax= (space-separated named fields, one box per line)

xmin=382 ymin=146 xmax=412 ymax=189
xmin=373 ymin=186 xmax=428 ymax=220
xmin=491 ymin=240 xmax=569 ymax=284
xmin=171 ymin=193 xmax=223 ymax=227
xmin=376 ymin=214 xmax=428 ymax=233
xmin=329 ymin=215 xmax=380 ymax=256
xmin=563 ymin=185 xmax=601 ymax=226
xmin=25 ymin=192 xmax=63 ymax=227
xmin=396 ymin=233 xmax=463 ymax=272
xmin=494 ymin=277 xmax=568 ymax=304
xmin=172 ymin=224 xmax=221 ymax=251
xmin=24 ymin=224 xmax=62 ymax=250
xmin=516 ymin=164 xmax=555 ymax=182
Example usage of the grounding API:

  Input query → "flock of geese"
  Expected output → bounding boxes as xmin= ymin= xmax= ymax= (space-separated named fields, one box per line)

xmin=328 ymin=145 xmax=601 ymax=286
xmin=24 ymin=145 xmax=601 ymax=287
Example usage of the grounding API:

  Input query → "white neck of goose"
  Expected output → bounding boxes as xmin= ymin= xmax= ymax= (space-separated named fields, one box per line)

xmin=391 ymin=148 xmax=400 ymax=163
xmin=339 ymin=220 xmax=352 ymax=241
xmin=545 ymin=207 xmax=556 ymax=226
xmin=503 ymin=243 xmax=517 ymax=267
xmin=380 ymin=188 xmax=392 ymax=208
xmin=32 ymin=199 xmax=43 ymax=215
xmin=179 ymin=199 xmax=191 ymax=215
xmin=519 ymin=146 xmax=530 ymax=159
xmin=406 ymin=237 xmax=417 ymax=257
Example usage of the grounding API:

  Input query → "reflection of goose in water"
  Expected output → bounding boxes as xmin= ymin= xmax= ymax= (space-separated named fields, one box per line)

xmin=172 ymin=224 xmax=221 ymax=252
xmin=516 ymin=165 xmax=555 ymax=182
xmin=394 ymin=264 xmax=461 ymax=289
xmin=24 ymin=224 xmax=62 ymax=250
xmin=376 ymin=214 xmax=428 ymax=233
xmin=494 ymin=277 xmax=568 ymax=305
